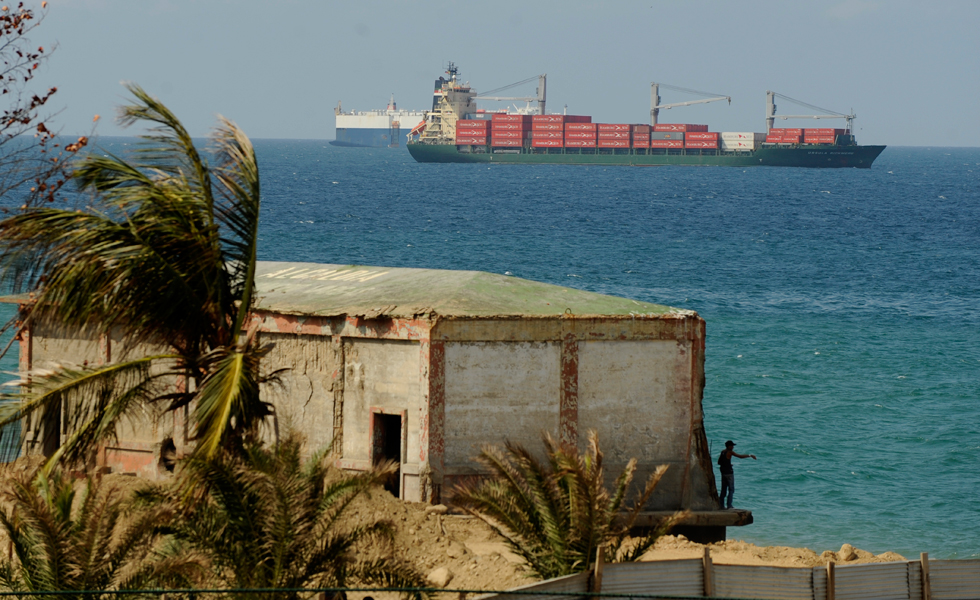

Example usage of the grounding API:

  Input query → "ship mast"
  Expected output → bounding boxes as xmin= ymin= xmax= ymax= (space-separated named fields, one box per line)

xmin=650 ymin=83 xmax=730 ymax=125
xmin=766 ymin=90 xmax=856 ymax=132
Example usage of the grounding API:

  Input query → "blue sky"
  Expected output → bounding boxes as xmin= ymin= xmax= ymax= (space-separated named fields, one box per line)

xmin=29 ymin=0 xmax=980 ymax=146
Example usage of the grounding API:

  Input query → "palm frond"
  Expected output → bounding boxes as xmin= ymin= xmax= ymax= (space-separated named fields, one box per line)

xmin=453 ymin=430 xmax=679 ymax=579
xmin=210 ymin=117 xmax=261 ymax=333
xmin=0 ymin=355 xmax=180 ymax=470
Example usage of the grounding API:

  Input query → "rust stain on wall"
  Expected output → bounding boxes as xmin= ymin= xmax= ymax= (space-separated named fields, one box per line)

xmin=559 ymin=333 xmax=579 ymax=449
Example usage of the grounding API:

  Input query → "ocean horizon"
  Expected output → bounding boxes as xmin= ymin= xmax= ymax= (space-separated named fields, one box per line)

xmin=2 ymin=140 xmax=978 ymax=559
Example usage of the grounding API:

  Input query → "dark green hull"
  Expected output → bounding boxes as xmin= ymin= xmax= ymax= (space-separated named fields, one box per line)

xmin=408 ymin=143 xmax=886 ymax=168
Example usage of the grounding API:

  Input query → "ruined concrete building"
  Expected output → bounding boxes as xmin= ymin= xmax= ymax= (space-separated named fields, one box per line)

xmin=6 ymin=261 xmax=752 ymax=540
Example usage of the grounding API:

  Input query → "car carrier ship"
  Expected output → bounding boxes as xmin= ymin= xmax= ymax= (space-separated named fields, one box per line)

xmin=332 ymin=95 xmax=425 ymax=148
xmin=407 ymin=65 xmax=885 ymax=168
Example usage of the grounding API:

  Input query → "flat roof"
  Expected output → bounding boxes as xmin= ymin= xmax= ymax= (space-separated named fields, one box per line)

xmin=255 ymin=261 xmax=691 ymax=319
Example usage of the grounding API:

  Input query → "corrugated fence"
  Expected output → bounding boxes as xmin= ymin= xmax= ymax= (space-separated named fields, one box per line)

xmin=476 ymin=552 xmax=980 ymax=600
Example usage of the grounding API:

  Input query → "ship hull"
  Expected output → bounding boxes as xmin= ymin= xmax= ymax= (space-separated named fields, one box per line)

xmin=407 ymin=143 xmax=886 ymax=168
xmin=330 ymin=127 xmax=398 ymax=148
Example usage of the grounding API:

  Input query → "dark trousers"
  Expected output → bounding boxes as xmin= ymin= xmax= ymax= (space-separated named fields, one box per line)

xmin=720 ymin=473 xmax=735 ymax=508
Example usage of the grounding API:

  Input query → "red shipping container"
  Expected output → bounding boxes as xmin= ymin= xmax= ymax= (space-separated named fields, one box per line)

xmin=765 ymin=136 xmax=783 ymax=143
xmin=492 ymin=122 xmax=529 ymax=131
xmin=597 ymin=123 xmax=631 ymax=132
xmin=491 ymin=138 xmax=524 ymax=147
xmin=565 ymin=131 xmax=598 ymax=140
xmin=564 ymin=139 xmax=597 ymax=147
xmin=650 ymin=139 xmax=684 ymax=148
xmin=492 ymin=130 xmax=526 ymax=139
xmin=598 ymin=140 xmax=630 ymax=148
xmin=632 ymin=139 xmax=650 ymax=148
xmin=565 ymin=123 xmax=598 ymax=131
xmin=455 ymin=137 xmax=487 ymax=145
xmin=653 ymin=124 xmax=707 ymax=132
xmin=531 ymin=131 xmax=563 ymax=139
xmin=531 ymin=139 xmax=564 ymax=148
xmin=631 ymin=124 xmax=651 ymax=133
xmin=532 ymin=115 xmax=565 ymax=124
xmin=777 ymin=135 xmax=801 ymax=143
xmin=598 ymin=131 xmax=631 ymax=139
xmin=686 ymin=132 xmax=719 ymax=141
xmin=685 ymin=140 xmax=718 ymax=149
xmin=531 ymin=123 xmax=564 ymax=131
xmin=492 ymin=114 xmax=531 ymax=123
xmin=804 ymin=136 xmax=836 ymax=144
xmin=770 ymin=128 xmax=803 ymax=136
xmin=457 ymin=119 xmax=490 ymax=128
xmin=805 ymin=128 xmax=845 ymax=136
xmin=565 ymin=115 xmax=592 ymax=123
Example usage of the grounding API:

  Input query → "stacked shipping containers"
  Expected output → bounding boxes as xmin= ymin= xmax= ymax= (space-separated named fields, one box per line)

xmin=565 ymin=122 xmax=598 ymax=147
xmin=803 ymin=128 xmax=846 ymax=145
xmin=455 ymin=119 xmax=489 ymax=145
xmin=720 ymin=132 xmax=767 ymax=151
xmin=597 ymin=123 xmax=631 ymax=148
xmin=632 ymin=124 xmax=650 ymax=148
xmin=766 ymin=127 xmax=847 ymax=144
xmin=654 ymin=124 xmax=708 ymax=132
xmin=491 ymin=114 xmax=531 ymax=147
xmin=650 ymin=130 xmax=684 ymax=149
xmin=685 ymin=131 xmax=719 ymax=149
xmin=766 ymin=128 xmax=802 ymax=144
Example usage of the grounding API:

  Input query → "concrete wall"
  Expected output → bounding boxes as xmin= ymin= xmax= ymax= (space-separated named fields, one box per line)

xmin=444 ymin=341 xmax=560 ymax=470
xmin=340 ymin=338 xmax=424 ymax=498
xmin=578 ymin=339 xmax=700 ymax=510
xmin=16 ymin=307 xmax=717 ymax=512
xmin=261 ymin=333 xmax=339 ymax=452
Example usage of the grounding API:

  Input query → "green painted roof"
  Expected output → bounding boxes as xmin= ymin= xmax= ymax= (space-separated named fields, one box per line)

xmin=255 ymin=262 xmax=690 ymax=319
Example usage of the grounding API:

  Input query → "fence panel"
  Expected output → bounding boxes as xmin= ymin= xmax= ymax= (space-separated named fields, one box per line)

xmin=474 ymin=570 xmax=589 ymax=600
xmin=930 ymin=559 xmax=980 ymax=600
xmin=601 ymin=559 xmax=704 ymax=597
xmin=812 ymin=566 xmax=827 ymax=600
xmin=907 ymin=561 xmax=923 ymax=600
xmin=713 ymin=564 xmax=812 ymax=600
xmin=835 ymin=562 xmax=912 ymax=600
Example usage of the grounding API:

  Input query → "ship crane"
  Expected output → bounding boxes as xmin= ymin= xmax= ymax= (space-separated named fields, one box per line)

xmin=766 ymin=91 xmax=855 ymax=133
xmin=650 ymin=83 xmax=731 ymax=126
xmin=475 ymin=74 xmax=547 ymax=115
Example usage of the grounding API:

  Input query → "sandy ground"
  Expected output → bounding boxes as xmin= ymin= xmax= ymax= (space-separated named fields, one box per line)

xmin=0 ymin=465 xmax=907 ymax=594
xmin=350 ymin=488 xmax=908 ymax=592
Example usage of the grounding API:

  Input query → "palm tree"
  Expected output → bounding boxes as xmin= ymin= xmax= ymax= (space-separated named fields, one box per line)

xmin=0 ymin=84 xmax=278 ymax=467
xmin=0 ymin=466 xmax=200 ymax=596
xmin=452 ymin=430 xmax=686 ymax=580
xmin=136 ymin=435 xmax=427 ymax=600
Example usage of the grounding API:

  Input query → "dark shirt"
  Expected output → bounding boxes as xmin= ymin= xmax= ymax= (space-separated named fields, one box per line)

xmin=718 ymin=449 xmax=733 ymax=474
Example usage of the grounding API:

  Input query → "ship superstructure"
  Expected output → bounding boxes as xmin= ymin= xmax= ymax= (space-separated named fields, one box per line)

xmin=407 ymin=65 xmax=884 ymax=168
xmin=332 ymin=94 xmax=425 ymax=148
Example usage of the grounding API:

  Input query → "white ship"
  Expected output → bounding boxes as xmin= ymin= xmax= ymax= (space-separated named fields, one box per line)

xmin=331 ymin=95 xmax=426 ymax=148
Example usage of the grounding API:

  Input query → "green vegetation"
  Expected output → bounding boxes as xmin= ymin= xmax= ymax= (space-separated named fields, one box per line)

xmin=0 ymin=84 xmax=278 ymax=467
xmin=0 ymin=466 xmax=199 ymax=597
xmin=136 ymin=435 xmax=426 ymax=599
xmin=452 ymin=431 xmax=685 ymax=580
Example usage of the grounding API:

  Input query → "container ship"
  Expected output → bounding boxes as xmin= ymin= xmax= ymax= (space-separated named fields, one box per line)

xmin=331 ymin=95 xmax=425 ymax=148
xmin=407 ymin=66 xmax=885 ymax=168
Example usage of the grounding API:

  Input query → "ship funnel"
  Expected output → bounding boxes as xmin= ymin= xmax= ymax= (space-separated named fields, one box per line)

xmin=388 ymin=93 xmax=396 ymax=111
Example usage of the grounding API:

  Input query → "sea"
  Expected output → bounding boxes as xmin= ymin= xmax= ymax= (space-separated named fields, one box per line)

xmin=1 ymin=140 xmax=978 ymax=560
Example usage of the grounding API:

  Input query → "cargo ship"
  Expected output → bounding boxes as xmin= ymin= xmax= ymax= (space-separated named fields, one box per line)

xmin=407 ymin=66 xmax=885 ymax=168
xmin=331 ymin=95 xmax=425 ymax=148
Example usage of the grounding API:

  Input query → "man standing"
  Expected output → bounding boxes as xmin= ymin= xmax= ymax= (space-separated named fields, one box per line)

xmin=718 ymin=440 xmax=756 ymax=509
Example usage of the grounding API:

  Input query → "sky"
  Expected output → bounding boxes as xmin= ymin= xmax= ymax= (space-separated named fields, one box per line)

xmin=23 ymin=0 xmax=980 ymax=146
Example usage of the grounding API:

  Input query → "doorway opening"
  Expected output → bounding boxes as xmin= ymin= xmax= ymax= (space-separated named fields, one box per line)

xmin=371 ymin=412 xmax=403 ymax=497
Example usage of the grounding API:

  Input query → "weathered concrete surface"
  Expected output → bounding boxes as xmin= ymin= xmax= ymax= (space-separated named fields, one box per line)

xmin=5 ymin=261 xmax=733 ymax=529
xmin=260 ymin=333 xmax=338 ymax=452
xmin=443 ymin=341 xmax=560 ymax=470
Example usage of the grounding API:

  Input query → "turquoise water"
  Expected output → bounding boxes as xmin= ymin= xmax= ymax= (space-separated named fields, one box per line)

xmin=2 ymin=141 xmax=977 ymax=558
